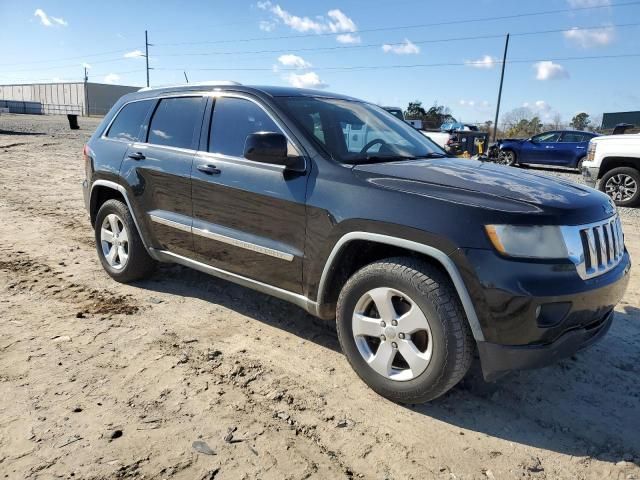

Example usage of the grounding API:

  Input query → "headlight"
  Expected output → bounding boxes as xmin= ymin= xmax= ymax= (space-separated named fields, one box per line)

xmin=587 ymin=141 xmax=596 ymax=162
xmin=485 ymin=225 xmax=568 ymax=259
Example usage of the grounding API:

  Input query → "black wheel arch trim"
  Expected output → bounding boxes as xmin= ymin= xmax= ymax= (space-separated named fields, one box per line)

xmin=315 ymin=232 xmax=484 ymax=341
xmin=89 ymin=179 xmax=151 ymax=251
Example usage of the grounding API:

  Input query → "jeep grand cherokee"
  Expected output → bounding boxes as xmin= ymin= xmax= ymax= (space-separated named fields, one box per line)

xmin=82 ymin=83 xmax=631 ymax=403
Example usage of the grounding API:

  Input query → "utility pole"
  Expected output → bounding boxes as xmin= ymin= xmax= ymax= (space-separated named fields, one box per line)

xmin=145 ymin=30 xmax=151 ymax=87
xmin=492 ymin=33 xmax=509 ymax=142
xmin=83 ymin=66 xmax=89 ymax=117
xmin=183 ymin=71 xmax=189 ymax=83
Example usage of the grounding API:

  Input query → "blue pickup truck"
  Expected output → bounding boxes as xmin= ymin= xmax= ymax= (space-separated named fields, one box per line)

xmin=499 ymin=130 xmax=598 ymax=169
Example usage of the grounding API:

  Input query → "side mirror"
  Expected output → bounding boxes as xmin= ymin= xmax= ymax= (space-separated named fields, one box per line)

xmin=244 ymin=132 xmax=288 ymax=165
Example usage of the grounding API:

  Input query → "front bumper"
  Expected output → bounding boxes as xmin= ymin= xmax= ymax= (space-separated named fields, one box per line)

xmin=478 ymin=309 xmax=613 ymax=381
xmin=450 ymin=248 xmax=631 ymax=380
xmin=582 ymin=165 xmax=599 ymax=188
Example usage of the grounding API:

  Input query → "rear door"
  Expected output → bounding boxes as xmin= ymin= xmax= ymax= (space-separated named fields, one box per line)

xmin=191 ymin=94 xmax=308 ymax=293
xmin=120 ymin=95 xmax=206 ymax=257
xmin=557 ymin=132 xmax=588 ymax=166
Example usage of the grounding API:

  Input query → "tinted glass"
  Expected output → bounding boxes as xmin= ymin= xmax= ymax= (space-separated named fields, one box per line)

xmin=209 ymin=97 xmax=282 ymax=157
xmin=532 ymin=132 xmax=560 ymax=143
xmin=106 ymin=100 xmax=153 ymax=142
xmin=560 ymin=132 xmax=586 ymax=142
xmin=147 ymin=97 xmax=204 ymax=149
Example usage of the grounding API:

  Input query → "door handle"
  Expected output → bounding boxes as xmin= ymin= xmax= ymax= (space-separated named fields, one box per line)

xmin=127 ymin=152 xmax=145 ymax=160
xmin=545 ymin=145 xmax=554 ymax=149
xmin=576 ymin=146 xmax=585 ymax=149
xmin=197 ymin=164 xmax=221 ymax=175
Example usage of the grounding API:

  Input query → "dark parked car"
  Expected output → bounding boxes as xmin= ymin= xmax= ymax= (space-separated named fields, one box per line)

xmin=499 ymin=130 xmax=598 ymax=168
xmin=82 ymin=84 xmax=630 ymax=403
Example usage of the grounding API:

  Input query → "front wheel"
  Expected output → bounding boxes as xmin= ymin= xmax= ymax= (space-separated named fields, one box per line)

xmin=336 ymin=257 xmax=474 ymax=403
xmin=498 ymin=149 xmax=517 ymax=166
xmin=600 ymin=167 xmax=640 ymax=207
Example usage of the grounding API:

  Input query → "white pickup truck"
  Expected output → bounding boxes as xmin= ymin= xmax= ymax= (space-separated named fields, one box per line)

xmin=582 ymin=133 xmax=640 ymax=207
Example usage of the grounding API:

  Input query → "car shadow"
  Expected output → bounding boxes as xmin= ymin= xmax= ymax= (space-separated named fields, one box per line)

xmin=133 ymin=263 xmax=341 ymax=352
xmin=413 ymin=304 xmax=640 ymax=463
xmin=134 ymin=264 xmax=639 ymax=463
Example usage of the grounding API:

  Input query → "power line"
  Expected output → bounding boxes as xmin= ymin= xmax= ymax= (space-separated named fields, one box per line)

xmin=151 ymin=23 xmax=640 ymax=58
xmin=152 ymin=53 xmax=640 ymax=72
xmin=0 ymin=48 xmax=144 ymax=67
xmin=155 ymin=0 xmax=640 ymax=46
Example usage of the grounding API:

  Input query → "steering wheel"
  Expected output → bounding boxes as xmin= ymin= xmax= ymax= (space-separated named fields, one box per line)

xmin=360 ymin=138 xmax=388 ymax=154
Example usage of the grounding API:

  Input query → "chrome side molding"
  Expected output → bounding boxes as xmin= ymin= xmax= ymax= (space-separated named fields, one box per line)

xmin=149 ymin=248 xmax=318 ymax=315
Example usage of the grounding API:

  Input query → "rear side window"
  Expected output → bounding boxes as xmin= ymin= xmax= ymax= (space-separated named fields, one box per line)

xmin=561 ymin=133 xmax=587 ymax=142
xmin=106 ymin=100 xmax=153 ymax=142
xmin=209 ymin=97 xmax=281 ymax=157
xmin=147 ymin=97 xmax=204 ymax=149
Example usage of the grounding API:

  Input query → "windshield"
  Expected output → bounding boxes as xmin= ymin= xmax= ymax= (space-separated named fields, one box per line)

xmin=275 ymin=96 xmax=446 ymax=164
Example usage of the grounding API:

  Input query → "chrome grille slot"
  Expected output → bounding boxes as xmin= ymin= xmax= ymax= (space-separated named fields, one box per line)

xmin=571 ymin=215 xmax=624 ymax=279
xmin=571 ymin=215 xmax=625 ymax=279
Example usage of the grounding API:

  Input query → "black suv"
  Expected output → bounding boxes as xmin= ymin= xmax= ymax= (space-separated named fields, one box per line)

xmin=83 ymin=83 xmax=631 ymax=403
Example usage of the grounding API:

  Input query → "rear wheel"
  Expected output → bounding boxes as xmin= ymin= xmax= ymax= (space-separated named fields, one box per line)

xmin=336 ymin=257 xmax=474 ymax=403
xmin=95 ymin=199 xmax=156 ymax=282
xmin=600 ymin=167 xmax=640 ymax=207
xmin=576 ymin=156 xmax=586 ymax=170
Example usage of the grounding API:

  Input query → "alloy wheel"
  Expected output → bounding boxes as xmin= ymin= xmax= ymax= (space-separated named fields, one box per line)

xmin=497 ymin=150 xmax=515 ymax=166
xmin=605 ymin=174 xmax=638 ymax=202
xmin=100 ymin=213 xmax=130 ymax=270
xmin=352 ymin=287 xmax=433 ymax=381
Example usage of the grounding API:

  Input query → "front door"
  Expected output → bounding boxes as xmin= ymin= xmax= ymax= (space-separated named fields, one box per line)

xmin=523 ymin=131 xmax=561 ymax=164
xmin=191 ymin=95 xmax=308 ymax=293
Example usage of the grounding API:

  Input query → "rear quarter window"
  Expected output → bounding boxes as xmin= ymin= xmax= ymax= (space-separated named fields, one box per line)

xmin=106 ymin=100 xmax=153 ymax=142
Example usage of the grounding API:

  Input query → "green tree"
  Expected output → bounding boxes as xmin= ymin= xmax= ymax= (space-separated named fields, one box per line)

xmin=570 ymin=112 xmax=591 ymax=131
xmin=406 ymin=101 xmax=427 ymax=119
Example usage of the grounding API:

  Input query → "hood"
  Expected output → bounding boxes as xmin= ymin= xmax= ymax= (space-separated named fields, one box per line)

xmin=353 ymin=158 xmax=615 ymax=222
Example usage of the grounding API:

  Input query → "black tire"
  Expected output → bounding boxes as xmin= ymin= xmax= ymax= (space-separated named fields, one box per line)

xmin=599 ymin=167 xmax=640 ymax=207
xmin=576 ymin=156 xmax=586 ymax=171
xmin=94 ymin=199 xmax=156 ymax=283
xmin=336 ymin=257 xmax=474 ymax=403
xmin=498 ymin=149 xmax=517 ymax=167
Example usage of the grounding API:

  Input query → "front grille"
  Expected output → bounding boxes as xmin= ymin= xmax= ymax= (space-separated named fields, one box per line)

xmin=564 ymin=216 xmax=625 ymax=280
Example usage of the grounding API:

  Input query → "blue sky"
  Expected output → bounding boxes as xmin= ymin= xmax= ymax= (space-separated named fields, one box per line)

xmin=1 ymin=0 xmax=640 ymax=124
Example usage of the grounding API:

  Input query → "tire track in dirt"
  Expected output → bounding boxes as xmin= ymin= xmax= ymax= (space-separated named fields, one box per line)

xmin=0 ymin=252 xmax=138 ymax=317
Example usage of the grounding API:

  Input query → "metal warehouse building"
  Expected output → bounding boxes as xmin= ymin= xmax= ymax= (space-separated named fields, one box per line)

xmin=602 ymin=111 xmax=640 ymax=129
xmin=0 ymin=82 xmax=139 ymax=116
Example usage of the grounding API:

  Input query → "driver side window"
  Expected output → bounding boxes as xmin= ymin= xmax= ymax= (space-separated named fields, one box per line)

xmin=532 ymin=132 xmax=560 ymax=143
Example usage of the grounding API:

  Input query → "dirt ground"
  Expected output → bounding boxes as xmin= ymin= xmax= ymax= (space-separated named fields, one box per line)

xmin=0 ymin=114 xmax=639 ymax=480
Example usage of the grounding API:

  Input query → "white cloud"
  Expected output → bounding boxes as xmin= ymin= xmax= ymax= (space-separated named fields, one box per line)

xmin=567 ymin=0 xmax=610 ymax=7
xmin=259 ymin=3 xmax=359 ymax=43
xmin=563 ymin=26 xmax=614 ymax=48
xmin=336 ymin=33 xmax=361 ymax=44
xmin=124 ymin=49 xmax=145 ymax=59
xmin=533 ymin=61 xmax=569 ymax=80
xmin=34 ymin=9 xmax=67 ymax=27
xmin=286 ymin=71 xmax=327 ymax=89
xmin=103 ymin=73 xmax=120 ymax=84
xmin=259 ymin=20 xmax=276 ymax=32
xmin=327 ymin=9 xmax=356 ymax=33
xmin=382 ymin=39 xmax=420 ymax=55
xmin=277 ymin=54 xmax=311 ymax=69
xmin=465 ymin=54 xmax=499 ymax=69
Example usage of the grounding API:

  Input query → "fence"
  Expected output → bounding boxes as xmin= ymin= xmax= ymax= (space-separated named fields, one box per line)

xmin=0 ymin=100 xmax=82 ymax=115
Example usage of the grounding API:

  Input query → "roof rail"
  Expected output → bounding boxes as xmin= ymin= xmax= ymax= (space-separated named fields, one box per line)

xmin=138 ymin=80 xmax=242 ymax=92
